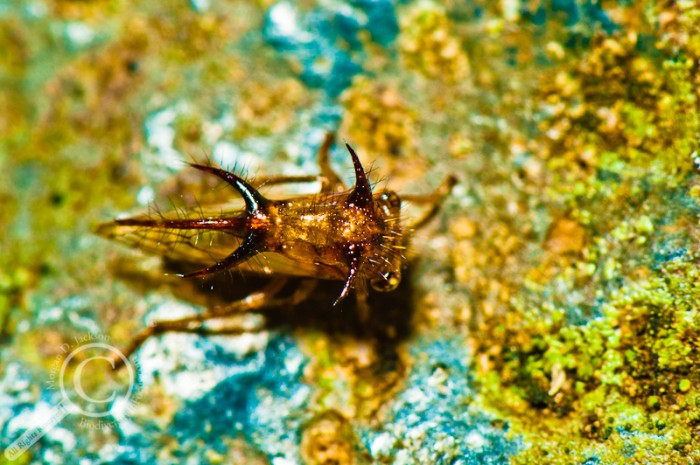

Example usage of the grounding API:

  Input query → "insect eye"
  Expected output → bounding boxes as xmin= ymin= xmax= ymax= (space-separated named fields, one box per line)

xmin=381 ymin=192 xmax=401 ymax=209
xmin=370 ymin=271 xmax=401 ymax=292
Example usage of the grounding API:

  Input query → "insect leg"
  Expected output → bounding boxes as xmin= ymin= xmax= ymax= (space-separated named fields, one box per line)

xmin=252 ymin=174 xmax=322 ymax=188
xmin=208 ymin=278 xmax=317 ymax=315
xmin=113 ymin=312 xmax=261 ymax=369
xmin=251 ymin=133 xmax=346 ymax=192
xmin=404 ymin=175 xmax=458 ymax=230
xmin=112 ymin=278 xmax=287 ymax=368
xmin=354 ymin=279 xmax=371 ymax=324
xmin=112 ymin=278 xmax=319 ymax=369
xmin=317 ymin=132 xmax=346 ymax=192
xmin=269 ymin=278 xmax=318 ymax=307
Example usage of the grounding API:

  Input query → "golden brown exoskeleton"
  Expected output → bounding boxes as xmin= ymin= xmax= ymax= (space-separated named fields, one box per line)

xmin=97 ymin=134 xmax=456 ymax=365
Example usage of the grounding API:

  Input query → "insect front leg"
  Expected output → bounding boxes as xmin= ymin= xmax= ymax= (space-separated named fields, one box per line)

xmin=403 ymin=175 xmax=458 ymax=230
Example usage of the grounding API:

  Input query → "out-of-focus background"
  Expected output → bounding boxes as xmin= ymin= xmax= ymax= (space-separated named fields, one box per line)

xmin=0 ymin=1 xmax=698 ymax=464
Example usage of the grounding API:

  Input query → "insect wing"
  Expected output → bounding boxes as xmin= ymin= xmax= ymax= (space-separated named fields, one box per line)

xmin=96 ymin=201 xmax=247 ymax=266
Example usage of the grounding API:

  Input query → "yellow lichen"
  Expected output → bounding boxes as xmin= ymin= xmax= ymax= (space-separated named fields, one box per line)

xmin=340 ymin=76 xmax=416 ymax=159
xmin=234 ymin=78 xmax=310 ymax=138
xmin=300 ymin=410 xmax=357 ymax=465
xmin=398 ymin=1 xmax=470 ymax=83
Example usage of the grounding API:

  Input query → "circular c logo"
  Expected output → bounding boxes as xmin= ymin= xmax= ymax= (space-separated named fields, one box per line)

xmin=59 ymin=342 xmax=135 ymax=418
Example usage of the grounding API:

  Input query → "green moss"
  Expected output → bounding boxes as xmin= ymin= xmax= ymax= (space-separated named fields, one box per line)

xmin=472 ymin=7 xmax=700 ymax=462
xmin=0 ymin=450 xmax=34 ymax=465
xmin=479 ymin=203 xmax=700 ymax=462
xmin=539 ymin=32 xmax=700 ymax=201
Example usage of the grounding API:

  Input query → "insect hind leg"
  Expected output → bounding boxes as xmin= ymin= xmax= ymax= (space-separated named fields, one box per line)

xmin=112 ymin=311 xmax=263 ymax=369
xmin=111 ymin=278 xmax=318 ymax=369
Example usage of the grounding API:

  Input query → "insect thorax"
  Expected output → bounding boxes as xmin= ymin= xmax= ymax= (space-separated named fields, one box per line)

xmin=259 ymin=191 xmax=403 ymax=290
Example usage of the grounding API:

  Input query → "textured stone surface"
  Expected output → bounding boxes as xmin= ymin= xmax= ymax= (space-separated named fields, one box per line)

xmin=1 ymin=1 xmax=698 ymax=464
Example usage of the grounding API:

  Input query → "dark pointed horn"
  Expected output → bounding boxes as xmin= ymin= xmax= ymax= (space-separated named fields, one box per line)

xmin=345 ymin=144 xmax=372 ymax=208
xmin=178 ymin=236 xmax=259 ymax=278
xmin=189 ymin=163 xmax=268 ymax=213
xmin=180 ymin=164 xmax=269 ymax=279
xmin=334 ymin=255 xmax=360 ymax=306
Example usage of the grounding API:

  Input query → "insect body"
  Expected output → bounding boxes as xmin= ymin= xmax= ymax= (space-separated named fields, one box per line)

xmin=98 ymin=134 xmax=455 ymax=364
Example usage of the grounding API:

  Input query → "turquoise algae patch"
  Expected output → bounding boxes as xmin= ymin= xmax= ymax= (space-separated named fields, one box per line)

xmin=360 ymin=335 xmax=517 ymax=464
